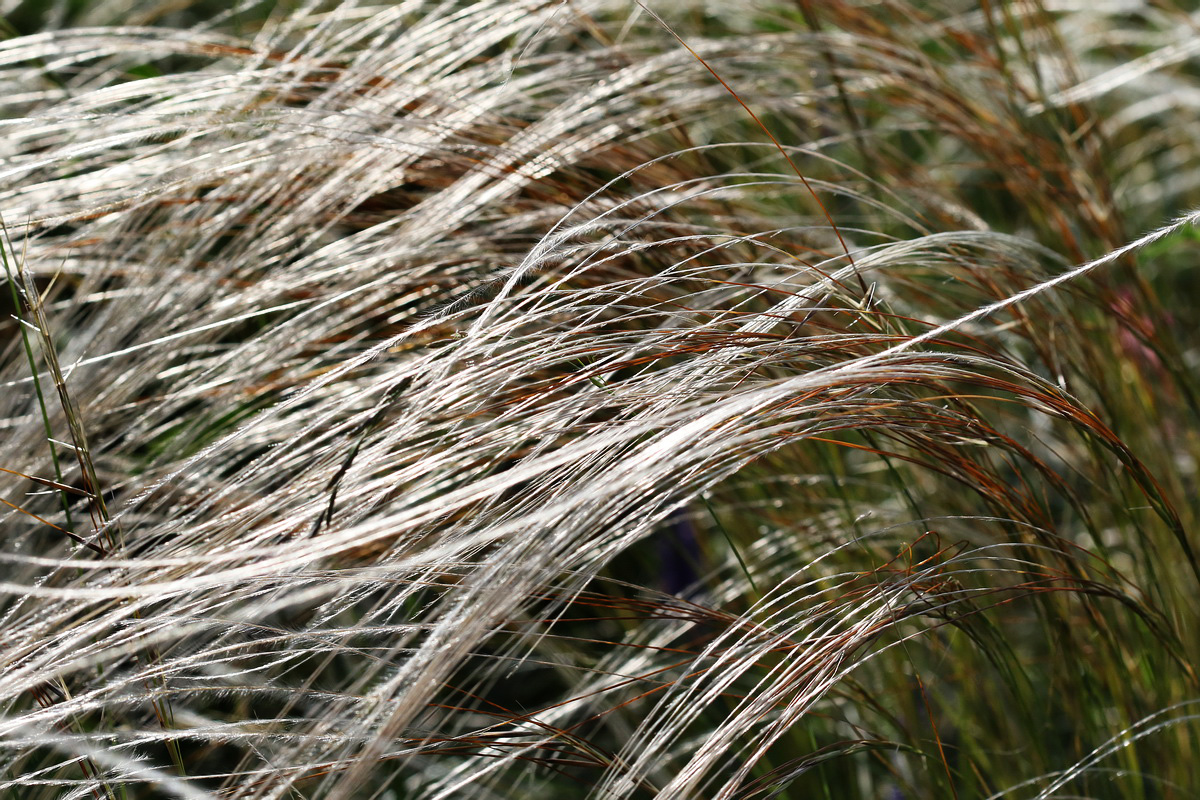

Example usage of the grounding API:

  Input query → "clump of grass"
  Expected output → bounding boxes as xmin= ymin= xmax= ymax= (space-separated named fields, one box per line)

xmin=2 ymin=1 xmax=1200 ymax=798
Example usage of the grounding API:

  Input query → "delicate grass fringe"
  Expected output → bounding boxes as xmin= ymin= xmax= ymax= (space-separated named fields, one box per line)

xmin=2 ymin=1 xmax=1200 ymax=798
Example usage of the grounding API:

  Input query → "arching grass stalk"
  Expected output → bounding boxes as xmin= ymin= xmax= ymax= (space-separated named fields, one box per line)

xmin=2 ymin=1 xmax=1200 ymax=798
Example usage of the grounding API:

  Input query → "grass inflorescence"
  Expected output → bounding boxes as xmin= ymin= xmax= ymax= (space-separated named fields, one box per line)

xmin=2 ymin=1 xmax=1200 ymax=798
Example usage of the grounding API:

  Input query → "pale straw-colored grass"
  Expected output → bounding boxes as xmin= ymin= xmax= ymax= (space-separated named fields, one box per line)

xmin=2 ymin=1 xmax=1199 ymax=798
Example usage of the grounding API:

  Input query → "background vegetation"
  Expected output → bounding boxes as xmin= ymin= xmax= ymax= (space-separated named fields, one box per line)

xmin=2 ymin=0 xmax=1199 ymax=797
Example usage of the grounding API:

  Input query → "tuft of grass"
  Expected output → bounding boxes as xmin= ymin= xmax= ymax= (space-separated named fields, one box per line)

xmin=2 ymin=1 xmax=1200 ymax=798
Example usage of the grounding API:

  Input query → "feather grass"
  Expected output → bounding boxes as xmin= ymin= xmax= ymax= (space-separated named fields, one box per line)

xmin=2 ymin=1 xmax=1200 ymax=797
